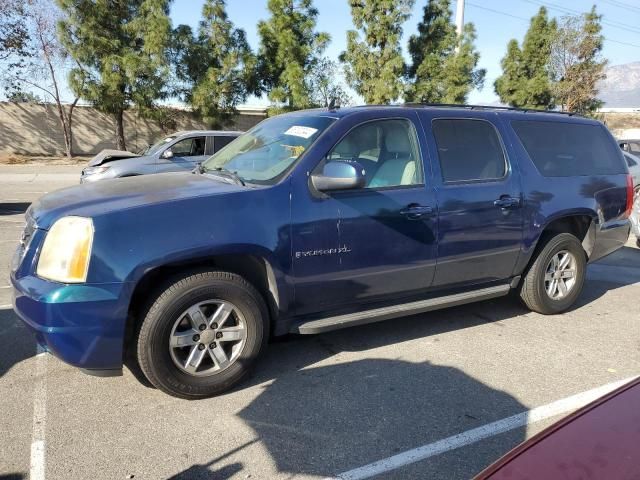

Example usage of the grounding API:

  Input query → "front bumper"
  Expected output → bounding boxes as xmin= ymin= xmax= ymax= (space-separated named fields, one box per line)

xmin=11 ymin=272 xmax=131 ymax=373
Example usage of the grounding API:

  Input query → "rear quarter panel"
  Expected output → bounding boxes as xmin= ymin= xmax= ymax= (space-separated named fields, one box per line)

xmin=496 ymin=113 xmax=630 ymax=273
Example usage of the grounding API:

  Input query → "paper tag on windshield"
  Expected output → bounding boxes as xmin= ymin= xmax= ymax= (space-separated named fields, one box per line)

xmin=284 ymin=126 xmax=318 ymax=139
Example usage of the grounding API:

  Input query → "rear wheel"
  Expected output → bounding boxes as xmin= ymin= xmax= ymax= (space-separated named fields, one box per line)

xmin=136 ymin=270 xmax=268 ymax=399
xmin=519 ymin=233 xmax=586 ymax=314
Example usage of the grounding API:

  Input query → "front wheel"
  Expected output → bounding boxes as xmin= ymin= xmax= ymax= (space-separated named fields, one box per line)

xmin=136 ymin=270 xmax=269 ymax=399
xmin=519 ymin=233 xmax=586 ymax=315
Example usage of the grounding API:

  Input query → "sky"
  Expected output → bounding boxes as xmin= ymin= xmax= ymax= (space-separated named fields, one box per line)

xmin=170 ymin=0 xmax=640 ymax=106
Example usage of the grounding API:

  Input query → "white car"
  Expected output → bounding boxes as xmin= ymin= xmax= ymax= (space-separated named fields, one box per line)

xmin=630 ymin=192 xmax=640 ymax=248
xmin=623 ymin=151 xmax=640 ymax=196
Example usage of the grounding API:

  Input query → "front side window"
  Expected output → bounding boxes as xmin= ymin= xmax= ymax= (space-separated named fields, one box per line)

xmin=203 ymin=114 xmax=335 ymax=185
xmin=432 ymin=118 xmax=507 ymax=183
xmin=327 ymin=119 xmax=423 ymax=188
xmin=171 ymin=137 xmax=206 ymax=157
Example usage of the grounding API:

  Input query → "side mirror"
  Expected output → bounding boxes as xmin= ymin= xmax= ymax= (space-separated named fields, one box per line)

xmin=162 ymin=149 xmax=174 ymax=159
xmin=620 ymin=142 xmax=631 ymax=153
xmin=311 ymin=160 xmax=366 ymax=192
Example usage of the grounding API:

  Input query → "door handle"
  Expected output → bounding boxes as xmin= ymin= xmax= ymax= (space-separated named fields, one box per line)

xmin=494 ymin=196 xmax=521 ymax=209
xmin=400 ymin=204 xmax=434 ymax=219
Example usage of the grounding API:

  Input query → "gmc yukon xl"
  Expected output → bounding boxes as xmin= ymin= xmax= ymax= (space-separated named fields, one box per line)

xmin=11 ymin=105 xmax=633 ymax=398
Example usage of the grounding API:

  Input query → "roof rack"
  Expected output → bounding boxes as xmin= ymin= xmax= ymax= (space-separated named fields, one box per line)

xmin=403 ymin=103 xmax=578 ymax=116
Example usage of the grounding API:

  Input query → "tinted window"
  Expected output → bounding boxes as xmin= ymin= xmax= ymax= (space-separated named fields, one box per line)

xmin=512 ymin=120 xmax=626 ymax=177
xmin=328 ymin=119 xmax=423 ymax=188
xmin=432 ymin=119 xmax=506 ymax=182
xmin=214 ymin=135 xmax=236 ymax=152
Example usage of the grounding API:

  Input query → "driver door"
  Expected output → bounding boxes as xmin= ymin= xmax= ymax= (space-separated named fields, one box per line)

xmin=291 ymin=112 xmax=438 ymax=315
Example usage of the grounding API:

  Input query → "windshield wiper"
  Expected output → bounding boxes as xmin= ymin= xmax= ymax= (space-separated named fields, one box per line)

xmin=208 ymin=167 xmax=246 ymax=186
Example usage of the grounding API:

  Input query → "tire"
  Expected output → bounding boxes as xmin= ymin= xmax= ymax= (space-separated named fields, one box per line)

xmin=136 ymin=270 xmax=269 ymax=399
xmin=519 ymin=233 xmax=586 ymax=315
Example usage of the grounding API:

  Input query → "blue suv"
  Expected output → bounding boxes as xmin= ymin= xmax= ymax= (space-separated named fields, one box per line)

xmin=11 ymin=105 xmax=633 ymax=398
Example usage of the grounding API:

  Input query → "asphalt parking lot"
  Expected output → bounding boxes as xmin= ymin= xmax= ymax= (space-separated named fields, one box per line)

xmin=1 ymin=165 xmax=639 ymax=480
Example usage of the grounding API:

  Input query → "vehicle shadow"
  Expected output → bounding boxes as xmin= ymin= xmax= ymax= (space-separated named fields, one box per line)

xmin=0 ymin=202 xmax=30 ymax=215
xmin=0 ymin=307 xmax=35 ymax=379
xmin=239 ymin=356 xmax=527 ymax=479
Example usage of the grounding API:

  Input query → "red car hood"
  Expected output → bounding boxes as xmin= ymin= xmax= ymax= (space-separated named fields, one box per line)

xmin=476 ymin=377 xmax=640 ymax=479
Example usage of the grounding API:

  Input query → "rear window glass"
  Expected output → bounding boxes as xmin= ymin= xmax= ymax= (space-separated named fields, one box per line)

xmin=511 ymin=120 xmax=626 ymax=177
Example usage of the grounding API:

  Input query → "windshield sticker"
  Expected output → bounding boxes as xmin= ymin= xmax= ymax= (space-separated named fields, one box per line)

xmin=284 ymin=126 xmax=318 ymax=139
xmin=283 ymin=145 xmax=306 ymax=157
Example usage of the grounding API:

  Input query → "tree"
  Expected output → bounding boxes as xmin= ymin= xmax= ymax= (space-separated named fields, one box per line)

xmin=0 ymin=0 xmax=30 ymax=62
xmin=7 ymin=91 xmax=42 ymax=103
xmin=340 ymin=0 xmax=414 ymax=104
xmin=308 ymin=57 xmax=353 ymax=107
xmin=406 ymin=0 xmax=485 ymax=104
xmin=57 ymin=0 xmax=173 ymax=150
xmin=2 ymin=0 xmax=81 ymax=159
xmin=550 ymin=7 xmax=606 ymax=114
xmin=495 ymin=7 xmax=557 ymax=109
xmin=257 ymin=0 xmax=329 ymax=112
xmin=172 ymin=0 xmax=257 ymax=128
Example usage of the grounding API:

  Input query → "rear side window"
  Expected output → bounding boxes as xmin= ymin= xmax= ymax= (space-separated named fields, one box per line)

xmin=214 ymin=135 xmax=235 ymax=152
xmin=432 ymin=119 xmax=506 ymax=182
xmin=511 ymin=120 xmax=626 ymax=177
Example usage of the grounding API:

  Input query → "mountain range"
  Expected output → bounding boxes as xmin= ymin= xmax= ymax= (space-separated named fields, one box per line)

xmin=598 ymin=61 xmax=640 ymax=108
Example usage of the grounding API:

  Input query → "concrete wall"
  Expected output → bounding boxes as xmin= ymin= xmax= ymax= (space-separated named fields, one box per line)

xmin=0 ymin=102 xmax=266 ymax=156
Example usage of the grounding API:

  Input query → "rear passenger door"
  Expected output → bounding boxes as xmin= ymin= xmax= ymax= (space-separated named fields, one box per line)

xmin=213 ymin=135 xmax=237 ymax=154
xmin=418 ymin=112 xmax=523 ymax=288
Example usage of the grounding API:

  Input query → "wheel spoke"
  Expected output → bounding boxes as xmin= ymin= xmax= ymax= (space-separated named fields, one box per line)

xmin=209 ymin=345 xmax=230 ymax=369
xmin=170 ymin=330 xmax=198 ymax=348
xmin=186 ymin=306 xmax=207 ymax=331
xmin=558 ymin=252 xmax=571 ymax=270
xmin=558 ymin=279 xmax=568 ymax=297
xmin=209 ymin=302 xmax=234 ymax=328
xmin=544 ymin=272 xmax=554 ymax=282
xmin=217 ymin=326 xmax=246 ymax=342
xmin=547 ymin=279 xmax=558 ymax=297
xmin=552 ymin=255 xmax=560 ymax=271
xmin=184 ymin=345 xmax=207 ymax=373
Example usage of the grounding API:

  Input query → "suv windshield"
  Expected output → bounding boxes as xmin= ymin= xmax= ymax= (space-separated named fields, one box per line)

xmin=202 ymin=114 xmax=336 ymax=184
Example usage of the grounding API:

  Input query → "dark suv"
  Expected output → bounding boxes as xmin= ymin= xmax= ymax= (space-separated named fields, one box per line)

xmin=11 ymin=105 xmax=633 ymax=398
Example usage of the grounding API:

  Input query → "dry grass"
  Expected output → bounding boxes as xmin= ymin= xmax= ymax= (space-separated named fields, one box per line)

xmin=0 ymin=154 xmax=89 ymax=165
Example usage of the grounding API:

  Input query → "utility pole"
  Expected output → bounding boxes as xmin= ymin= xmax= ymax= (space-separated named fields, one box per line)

xmin=455 ymin=0 xmax=465 ymax=37
xmin=455 ymin=0 xmax=465 ymax=53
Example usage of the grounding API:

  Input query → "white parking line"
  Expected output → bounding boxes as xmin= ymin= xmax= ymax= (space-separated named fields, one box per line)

xmin=332 ymin=376 xmax=637 ymax=480
xmin=30 ymin=344 xmax=48 ymax=480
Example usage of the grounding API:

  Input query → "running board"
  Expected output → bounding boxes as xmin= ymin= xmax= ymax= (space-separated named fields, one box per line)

xmin=291 ymin=284 xmax=511 ymax=334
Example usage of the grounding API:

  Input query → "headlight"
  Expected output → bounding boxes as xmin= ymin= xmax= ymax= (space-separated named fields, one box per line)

xmin=37 ymin=216 xmax=94 ymax=283
xmin=83 ymin=166 xmax=109 ymax=176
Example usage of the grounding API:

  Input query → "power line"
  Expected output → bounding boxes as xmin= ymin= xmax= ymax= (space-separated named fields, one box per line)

xmin=597 ymin=0 xmax=640 ymax=14
xmin=466 ymin=2 xmax=530 ymax=22
xmin=466 ymin=1 xmax=640 ymax=49
xmin=523 ymin=0 xmax=640 ymax=35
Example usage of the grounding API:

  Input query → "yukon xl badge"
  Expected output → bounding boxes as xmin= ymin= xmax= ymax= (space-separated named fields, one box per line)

xmin=295 ymin=245 xmax=352 ymax=259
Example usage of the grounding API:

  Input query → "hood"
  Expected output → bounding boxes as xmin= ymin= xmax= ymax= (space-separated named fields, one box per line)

xmin=88 ymin=149 xmax=141 ymax=166
xmin=30 ymin=172 xmax=246 ymax=229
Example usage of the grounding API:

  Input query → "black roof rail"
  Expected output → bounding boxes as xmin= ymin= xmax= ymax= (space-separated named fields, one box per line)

xmin=403 ymin=103 xmax=578 ymax=116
